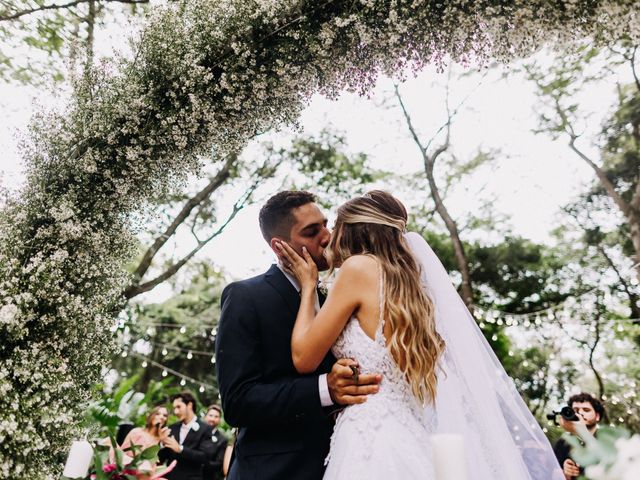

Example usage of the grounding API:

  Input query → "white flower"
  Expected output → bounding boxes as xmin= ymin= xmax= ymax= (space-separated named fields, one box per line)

xmin=0 ymin=304 xmax=18 ymax=325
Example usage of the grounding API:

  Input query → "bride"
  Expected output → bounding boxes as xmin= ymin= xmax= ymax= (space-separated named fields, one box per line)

xmin=276 ymin=190 xmax=564 ymax=479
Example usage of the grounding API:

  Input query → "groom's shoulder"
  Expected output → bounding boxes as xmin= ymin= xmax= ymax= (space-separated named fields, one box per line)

xmin=221 ymin=269 xmax=271 ymax=298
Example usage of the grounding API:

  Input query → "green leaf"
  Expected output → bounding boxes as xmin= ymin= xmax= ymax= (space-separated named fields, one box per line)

xmin=139 ymin=444 xmax=161 ymax=460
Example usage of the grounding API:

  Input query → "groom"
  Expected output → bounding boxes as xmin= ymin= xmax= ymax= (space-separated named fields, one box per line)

xmin=215 ymin=191 xmax=381 ymax=480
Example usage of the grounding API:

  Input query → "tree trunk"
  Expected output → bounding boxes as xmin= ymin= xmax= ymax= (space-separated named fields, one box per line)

xmin=424 ymin=159 xmax=475 ymax=312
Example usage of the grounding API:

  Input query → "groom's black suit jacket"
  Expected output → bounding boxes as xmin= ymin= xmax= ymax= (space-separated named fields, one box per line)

xmin=215 ymin=264 xmax=335 ymax=480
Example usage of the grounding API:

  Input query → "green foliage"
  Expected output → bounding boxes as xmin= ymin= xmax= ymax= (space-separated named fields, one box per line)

xmin=283 ymin=129 xmax=383 ymax=207
xmin=117 ymin=262 xmax=225 ymax=402
xmin=87 ymin=376 xmax=177 ymax=438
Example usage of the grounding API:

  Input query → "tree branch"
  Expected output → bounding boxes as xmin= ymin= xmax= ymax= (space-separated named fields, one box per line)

xmin=567 ymin=137 xmax=631 ymax=218
xmin=631 ymin=45 xmax=640 ymax=93
xmin=125 ymin=154 xmax=282 ymax=299
xmin=124 ymin=189 xmax=249 ymax=299
xmin=394 ymin=81 xmax=475 ymax=311
xmin=130 ymin=153 xmax=237 ymax=284
xmin=597 ymin=245 xmax=640 ymax=321
xmin=0 ymin=0 xmax=149 ymax=22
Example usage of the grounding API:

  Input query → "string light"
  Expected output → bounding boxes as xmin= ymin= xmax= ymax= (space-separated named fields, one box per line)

xmin=136 ymin=322 xmax=217 ymax=329
xmin=131 ymin=353 xmax=216 ymax=391
xmin=147 ymin=342 xmax=213 ymax=357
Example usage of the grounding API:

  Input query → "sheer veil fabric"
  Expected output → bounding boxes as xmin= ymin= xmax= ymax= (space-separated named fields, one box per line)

xmin=403 ymin=232 xmax=564 ymax=480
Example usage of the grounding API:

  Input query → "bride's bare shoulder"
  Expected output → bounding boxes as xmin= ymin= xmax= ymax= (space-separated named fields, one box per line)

xmin=338 ymin=254 xmax=378 ymax=278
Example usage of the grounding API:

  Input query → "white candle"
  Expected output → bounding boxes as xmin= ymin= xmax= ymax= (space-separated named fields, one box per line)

xmin=62 ymin=440 xmax=93 ymax=478
xmin=431 ymin=434 xmax=467 ymax=480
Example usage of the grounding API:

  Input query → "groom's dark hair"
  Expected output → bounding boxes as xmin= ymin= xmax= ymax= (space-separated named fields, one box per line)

xmin=259 ymin=190 xmax=316 ymax=242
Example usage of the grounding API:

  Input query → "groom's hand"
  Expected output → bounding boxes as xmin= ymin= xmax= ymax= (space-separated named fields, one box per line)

xmin=327 ymin=358 xmax=381 ymax=405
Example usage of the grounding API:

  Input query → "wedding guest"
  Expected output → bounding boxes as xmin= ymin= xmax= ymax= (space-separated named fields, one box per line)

xmin=553 ymin=392 xmax=605 ymax=480
xmin=159 ymin=392 xmax=215 ymax=480
xmin=120 ymin=405 xmax=169 ymax=457
xmin=202 ymin=405 xmax=228 ymax=480
xmin=222 ymin=431 xmax=236 ymax=479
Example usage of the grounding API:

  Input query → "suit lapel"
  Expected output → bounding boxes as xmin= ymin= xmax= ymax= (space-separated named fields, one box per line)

xmin=264 ymin=264 xmax=301 ymax=316
xmin=182 ymin=420 xmax=199 ymax=446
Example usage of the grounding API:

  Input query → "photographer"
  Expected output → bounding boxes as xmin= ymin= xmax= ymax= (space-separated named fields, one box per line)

xmin=552 ymin=392 xmax=605 ymax=480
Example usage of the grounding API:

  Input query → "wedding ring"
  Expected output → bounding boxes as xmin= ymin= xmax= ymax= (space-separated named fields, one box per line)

xmin=349 ymin=365 xmax=359 ymax=385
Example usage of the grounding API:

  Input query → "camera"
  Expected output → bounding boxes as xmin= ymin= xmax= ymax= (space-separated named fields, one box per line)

xmin=546 ymin=406 xmax=580 ymax=425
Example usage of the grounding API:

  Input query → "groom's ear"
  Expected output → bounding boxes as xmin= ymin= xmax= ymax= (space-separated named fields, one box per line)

xmin=269 ymin=237 xmax=285 ymax=258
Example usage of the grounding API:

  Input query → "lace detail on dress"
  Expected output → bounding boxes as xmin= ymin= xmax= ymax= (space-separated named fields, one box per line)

xmin=325 ymin=263 xmax=435 ymax=469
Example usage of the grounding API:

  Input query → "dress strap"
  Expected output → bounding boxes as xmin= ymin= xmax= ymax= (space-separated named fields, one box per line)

xmin=376 ymin=261 xmax=385 ymax=340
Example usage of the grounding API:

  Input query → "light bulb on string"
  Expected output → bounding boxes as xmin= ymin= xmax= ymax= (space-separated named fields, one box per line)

xmin=187 ymin=351 xmax=193 ymax=360
xmin=211 ymin=356 xmax=216 ymax=364
xmin=180 ymin=379 xmax=186 ymax=386
xmin=162 ymin=370 xmax=168 ymax=377
xmin=161 ymin=348 xmax=168 ymax=356
xmin=142 ymin=361 xmax=148 ymax=368
xmin=121 ymin=350 xmax=128 ymax=358
xmin=179 ymin=326 xmax=187 ymax=334
xmin=199 ymin=385 xmax=205 ymax=393
xmin=211 ymin=328 xmax=217 ymax=336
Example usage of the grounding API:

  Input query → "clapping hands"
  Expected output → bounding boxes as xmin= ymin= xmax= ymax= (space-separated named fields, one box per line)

xmin=159 ymin=428 xmax=181 ymax=453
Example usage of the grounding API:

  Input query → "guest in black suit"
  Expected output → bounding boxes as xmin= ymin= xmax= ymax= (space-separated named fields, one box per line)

xmin=202 ymin=404 xmax=227 ymax=480
xmin=159 ymin=392 xmax=215 ymax=480
xmin=215 ymin=191 xmax=382 ymax=480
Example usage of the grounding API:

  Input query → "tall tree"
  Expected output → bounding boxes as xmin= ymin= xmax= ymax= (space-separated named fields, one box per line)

xmin=394 ymin=75 xmax=493 ymax=313
xmin=527 ymin=42 xmax=640 ymax=285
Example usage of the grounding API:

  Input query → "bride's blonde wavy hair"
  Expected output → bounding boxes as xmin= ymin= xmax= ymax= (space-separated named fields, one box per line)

xmin=327 ymin=190 xmax=445 ymax=404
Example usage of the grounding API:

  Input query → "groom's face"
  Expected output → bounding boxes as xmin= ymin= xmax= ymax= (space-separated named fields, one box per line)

xmin=280 ymin=202 xmax=330 ymax=271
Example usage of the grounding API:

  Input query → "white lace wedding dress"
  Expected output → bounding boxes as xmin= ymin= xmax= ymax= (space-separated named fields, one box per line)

xmin=323 ymin=274 xmax=436 ymax=479
xmin=322 ymin=232 xmax=565 ymax=480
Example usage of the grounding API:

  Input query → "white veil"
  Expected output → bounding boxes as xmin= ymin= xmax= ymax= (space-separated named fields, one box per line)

xmin=404 ymin=232 xmax=564 ymax=480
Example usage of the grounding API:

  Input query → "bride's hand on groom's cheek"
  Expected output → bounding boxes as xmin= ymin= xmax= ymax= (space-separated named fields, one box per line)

xmin=275 ymin=241 xmax=318 ymax=287
xmin=327 ymin=358 xmax=382 ymax=405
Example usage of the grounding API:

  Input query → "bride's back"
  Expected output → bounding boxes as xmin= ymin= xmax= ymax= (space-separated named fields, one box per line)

xmin=339 ymin=254 xmax=390 ymax=342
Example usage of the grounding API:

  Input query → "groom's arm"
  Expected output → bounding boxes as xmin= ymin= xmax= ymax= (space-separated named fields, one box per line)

xmin=215 ymin=282 xmax=325 ymax=428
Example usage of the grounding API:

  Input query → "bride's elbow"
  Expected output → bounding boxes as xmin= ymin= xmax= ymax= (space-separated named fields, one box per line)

xmin=292 ymin=350 xmax=316 ymax=374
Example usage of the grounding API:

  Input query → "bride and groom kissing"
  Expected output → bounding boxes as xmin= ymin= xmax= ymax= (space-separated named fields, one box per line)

xmin=215 ymin=190 xmax=564 ymax=480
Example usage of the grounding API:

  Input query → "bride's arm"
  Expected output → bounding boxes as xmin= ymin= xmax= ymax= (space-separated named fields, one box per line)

xmin=276 ymin=242 xmax=368 ymax=373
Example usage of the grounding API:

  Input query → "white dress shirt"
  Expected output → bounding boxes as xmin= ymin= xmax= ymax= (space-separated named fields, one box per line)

xmin=276 ymin=263 xmax=333 ymax=407
xmin=179 ymin=417 xmax=199 ymax=444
